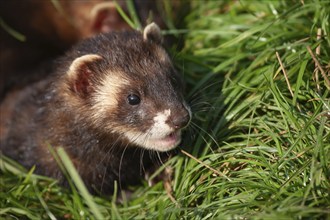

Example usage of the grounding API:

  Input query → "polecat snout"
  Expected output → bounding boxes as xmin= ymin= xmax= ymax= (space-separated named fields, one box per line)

xmin=0 ymin=23 xmax=191 ymax=194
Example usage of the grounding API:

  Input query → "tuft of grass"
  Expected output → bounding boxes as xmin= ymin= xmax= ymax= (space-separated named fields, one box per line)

xmin=1 ymin=0 xmax=329 ymax=219
xmin=0 ymin=18 xmax=26 ymax=42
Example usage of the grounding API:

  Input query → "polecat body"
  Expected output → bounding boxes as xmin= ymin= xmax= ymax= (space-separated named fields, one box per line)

xmin=0 ymin=23 xmax=191 ymax=194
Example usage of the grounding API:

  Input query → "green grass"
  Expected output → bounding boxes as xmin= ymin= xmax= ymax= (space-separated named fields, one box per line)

xmin=1 ymin=0 xmax=330 ymax=219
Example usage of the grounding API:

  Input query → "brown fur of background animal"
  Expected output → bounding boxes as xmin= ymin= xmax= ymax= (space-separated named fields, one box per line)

xmin=0 ymin=0 xmax=172 ymax=100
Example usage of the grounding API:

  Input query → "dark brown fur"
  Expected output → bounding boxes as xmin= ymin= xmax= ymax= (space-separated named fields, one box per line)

xmin=0 ymin=26 xmax=190 ymax=194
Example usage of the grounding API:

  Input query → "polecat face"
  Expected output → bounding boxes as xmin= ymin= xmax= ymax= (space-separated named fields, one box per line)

xmin=61 ymin=23 xmax=191 ymax=152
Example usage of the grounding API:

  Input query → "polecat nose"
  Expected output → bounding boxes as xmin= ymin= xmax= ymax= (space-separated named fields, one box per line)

xmin=168 ymin=107 xmax=191 ymax=129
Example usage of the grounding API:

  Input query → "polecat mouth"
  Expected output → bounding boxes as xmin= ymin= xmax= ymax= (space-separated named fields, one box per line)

xmin=154 ymin=130 xmax=182 ymax=150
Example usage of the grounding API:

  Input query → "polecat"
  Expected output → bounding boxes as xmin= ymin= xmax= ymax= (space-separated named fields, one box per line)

xmin=0 ymin=23 xmax=191 ymax=194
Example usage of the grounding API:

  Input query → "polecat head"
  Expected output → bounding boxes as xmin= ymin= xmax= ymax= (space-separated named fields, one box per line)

xmin=59 ymin=23 xmax=191 ymax=152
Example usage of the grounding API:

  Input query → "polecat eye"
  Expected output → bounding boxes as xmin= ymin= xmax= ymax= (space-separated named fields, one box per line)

xmin=127 ymin=94 xmax=141 ymax=105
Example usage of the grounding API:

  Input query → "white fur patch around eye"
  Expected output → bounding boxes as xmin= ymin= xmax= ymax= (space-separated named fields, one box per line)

xmin=91 ymin=72 xmax=129 ymax=122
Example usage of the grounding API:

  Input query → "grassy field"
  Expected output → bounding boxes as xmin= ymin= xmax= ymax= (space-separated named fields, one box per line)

xmin=1 ymin=0 xmax=330 ymax=219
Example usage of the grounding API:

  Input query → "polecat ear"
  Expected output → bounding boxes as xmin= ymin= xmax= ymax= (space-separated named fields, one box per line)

xmin=67 ymin=54 xmax=103 ymax=97
xmin=90 ymin=2 xmax=130 ymax=34
xmin=143 ymin=22 xmax=163 ymax=44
